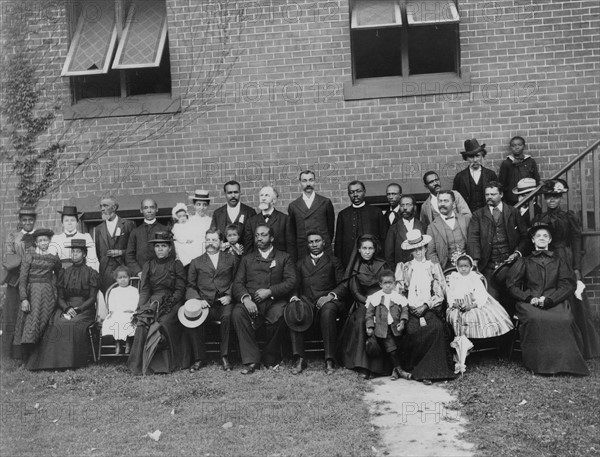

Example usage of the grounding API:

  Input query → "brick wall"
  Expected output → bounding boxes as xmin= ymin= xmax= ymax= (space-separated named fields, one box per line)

xmin=1 ymin=0 xmax=599 ymax=239
xmin=584 ymin=266 xmax=600 ymax=317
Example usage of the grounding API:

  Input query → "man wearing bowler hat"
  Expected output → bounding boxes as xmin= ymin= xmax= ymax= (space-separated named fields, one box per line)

xmin=126 ymin=198 xmax=168 ymax=277
xmin=50 ymin=205 xmax=98 ymax=271
xmin=211 ymin=180 xmax=256 ymax=238
xmin=232 ymin=224 xmax=297 ymax=374
xmin=1 ymin=206 xmax=37 ymax=359
xmin=467 ymin=181 xmax=528 ymax=313
xmin=94 ymin=196 xmax=136 ymax=292
xmin=453 ymin=139 xmax=498 ymax=212
xmin=184 ymin=228 xmax=239 ymax=372
xmin=287 ymin=230 xmax=347 ymax=375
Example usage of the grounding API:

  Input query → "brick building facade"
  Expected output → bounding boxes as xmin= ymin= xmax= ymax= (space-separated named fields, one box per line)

xmin=1 ymin=0 xmax=599 ymax=310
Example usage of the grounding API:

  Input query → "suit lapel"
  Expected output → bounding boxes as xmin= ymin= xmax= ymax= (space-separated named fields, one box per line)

xmin=304 ymin=194 xmax=324 ymax=218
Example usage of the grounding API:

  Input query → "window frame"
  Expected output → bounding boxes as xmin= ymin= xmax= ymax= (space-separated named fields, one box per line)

xmin=344 ymin=0 xmax=470 ymax=101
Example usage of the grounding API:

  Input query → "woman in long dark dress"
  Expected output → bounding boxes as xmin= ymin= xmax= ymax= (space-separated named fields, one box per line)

xmin=27 ymin=239 xmax=98 ymax=370
xmin=338 ymin=234 xmax=392 ymax=379
xmin=531 ymin=179 xmax=600 ymax=359
xmin=506 ymin=222 xmax=588 ymax=375
xmin=395 ymin=230 xmax=456 ymax=383
xmin=127 ymin=232 xmax=186 ymax=375
xmin=14 ymin=229 xmax=62 ymax=362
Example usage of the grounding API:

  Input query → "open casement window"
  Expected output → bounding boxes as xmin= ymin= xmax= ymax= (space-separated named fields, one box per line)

xmin=62 ymin=0 xmax=172 ymax=105
xmin=345 ymin=0 xmax=468 ymax=100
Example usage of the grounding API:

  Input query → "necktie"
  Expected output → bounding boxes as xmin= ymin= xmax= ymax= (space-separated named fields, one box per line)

xmin=493 ymin=207 xmax=501 ymax=223
xmin=388 ymin=211 xmax=396 ymax=225
xmin=264 ymin=215 xmax=270 ymax=223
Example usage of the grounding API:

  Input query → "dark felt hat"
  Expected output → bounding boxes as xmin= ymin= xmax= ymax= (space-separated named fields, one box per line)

xmin=284 ymin=298 xmax=314 ymax=332
xmin=528 ymin=221 xmax=553 ymax=238
xmin=462 ymin=138 xmax=487 ymax=157
xmin=18 ymin=206 xmax=37 ymax=217
xmin=66 ymin=238 xmax=88 ymax=251
xmin=541 ymin=179 xmax=568 ymax=195
xmin=148 ymin=231 xmax=174 ymax=244
xmin=31 ymin=228 xmax=54 ymax=239
xmin=57 ymin=206 xmax=83 ymax=217
xmin=365 ymin=334 xmax=382 ymax=358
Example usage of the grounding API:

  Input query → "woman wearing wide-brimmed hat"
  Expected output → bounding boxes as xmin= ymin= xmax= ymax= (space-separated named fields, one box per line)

xmin=27 ymin=238 xmax=98 ymax=370
xmin=506 ymin=222 xmax=589 ymax=375
xmin=530 ymin=179 xmax=600 ymax=359
xmin=127 ymin=232 xmax=186 ymax=375
xmin=394 ymin=230 xmax=456 ymax=384
xmin=14 ymin=229 xmax=61 ymax=364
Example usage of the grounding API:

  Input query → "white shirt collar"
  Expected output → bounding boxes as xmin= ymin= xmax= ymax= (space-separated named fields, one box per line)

xmin=489 ymin=202 xmax=503 ymax=214
xmin=302 ymin=192 xmax=316 ymax=207
xmin=144 ymin=219 xmax=156 ymax=225
xmin=262 ymin=209 xmax=274 ymax=217
xmin=227 ymin=202 xmax=241 ymax=217
xmin=259 ymin=246 xmax=274 ymax=259
xmin=403 ymin=217 xmax=414 ymax=230
xmin=352 ymin=202 xmax=366 ymax=208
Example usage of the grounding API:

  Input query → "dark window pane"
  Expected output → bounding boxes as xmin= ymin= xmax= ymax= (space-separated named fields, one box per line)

xmin=408 ymin=24 xmax=457 ymax=75
xmin=352 ymin=28 xmax=402 ymax=79
xmin=127 ymin=40 xmax=172 ymax=95
xmin=72 ymin=70 xmax=121 ymax=100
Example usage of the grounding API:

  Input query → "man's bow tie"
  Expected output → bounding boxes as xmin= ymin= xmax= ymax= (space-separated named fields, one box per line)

xmin=445 ymin=215 xmax=455 ymax=220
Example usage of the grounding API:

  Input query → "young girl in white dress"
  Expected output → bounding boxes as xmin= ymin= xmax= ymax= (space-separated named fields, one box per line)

xmin=101 ymin=266 xmax=138 ymax=354
xmin=446 ymin=254 xmax=513 ymax=339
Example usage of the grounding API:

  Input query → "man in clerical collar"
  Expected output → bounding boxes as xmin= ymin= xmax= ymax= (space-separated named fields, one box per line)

xmin=383 ymin=183 xmax=402 ymax=228
xmin=94 ymin=196 xmax=135 ymax=292
xmin=1 ymin=206 xmax=37 ymax=359
xmin=232 ymin=224 xmax=297 ymax=374
xmin=384 ymin=194 xmax=427 ymax=266
xmin=467 ymin=182 xmax=528 ymax=311
xmin=126 ymin=198 xmax=167 ymax=276
xmin=334 ymin=180 xmax=387 ymax=268
xmin=287 ymin=170 xmax=335 ymax=259
xmin=426 ymin=190 xmax=471 ymax=269
xmin=244 ymin=186 xmax=296 ymax=259
xmin=420 ymin=171 xmax=471 ymax=227
xmin=452 ymin=139 xmax=498 ymax=212
xmin=211 ymin=180 xmax=256 ymax=239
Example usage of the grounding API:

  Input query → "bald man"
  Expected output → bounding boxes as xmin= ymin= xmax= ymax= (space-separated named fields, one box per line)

xmin=243 ymin=186 xmax=296 ymax=260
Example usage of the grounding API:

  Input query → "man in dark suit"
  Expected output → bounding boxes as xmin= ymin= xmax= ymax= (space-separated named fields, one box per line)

xmin=382 ymin=183 xmax=402 ymax=230
xmin=185 ymin=228 xmax=240 ymax=371
xmin=94 ymin=196 xmax=136 ymax=292
xmin=289 ymin=230 xmax=346 ymax=375
xmin=467 ymin=182 xmax=528 ymax=308
xmin=210 ymin=180 xmax=256 ymax=236
xmin=334 ymin=180 xmax=387 ymax=268
xmin=1 ymin=206 xmax=37 ymax=359
xmin=427 ymin=190 xmax=471 ymax=269
xmin=385 ymin=195 xmax=427 ymax=266
xmin=453 ymin=139 xmax=498 ymax=212
xmin=287 ymin=170 xmax=335 ymax=259
xmin=126 ymin=198 xmax=167 ymax=276
xmin=420 ymin=171 xmax=471 ymax=226
xmin=243 ymin=186 xmax=296 ymax=260
xmin=232 ymin=224 xmax=297 ymax=374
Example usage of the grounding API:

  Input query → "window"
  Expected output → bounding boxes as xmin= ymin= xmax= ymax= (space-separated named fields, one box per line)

xmin=62 ymin=0 xmax=179 ymax=118
xmin=344 ymin=0 xmax=470 ymax=100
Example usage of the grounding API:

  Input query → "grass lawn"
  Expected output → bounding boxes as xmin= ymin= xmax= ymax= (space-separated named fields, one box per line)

xmin=0 ymin=357 xmax=378 ymax=457
xmin=449 ymin=354 xmax=600 ymax=457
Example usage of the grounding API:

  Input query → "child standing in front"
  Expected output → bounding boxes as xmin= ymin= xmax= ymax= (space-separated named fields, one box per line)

xmin=102 ymin=266 xmax=139 ymax=354
xmin=365 ymin=270 xmax=411 ymax=380
xmin=221 ymin=224 xmax=244 ymax=257
xmin=498 ymin=136 xmax=541 ymax=205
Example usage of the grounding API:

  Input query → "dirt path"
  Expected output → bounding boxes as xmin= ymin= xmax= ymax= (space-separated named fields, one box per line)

xmin=365 ymin=377 xmax=475 ymax=457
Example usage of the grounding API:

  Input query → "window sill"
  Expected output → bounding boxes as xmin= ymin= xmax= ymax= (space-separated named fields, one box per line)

xmin=343 ymin=73 xmax=471 ymax=101
xmin=62 ymin=94 xmax=181 ymax=120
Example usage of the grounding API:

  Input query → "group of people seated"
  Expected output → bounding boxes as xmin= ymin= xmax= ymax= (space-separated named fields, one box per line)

xmin=2 ymin=137 xmax=598 ymax=380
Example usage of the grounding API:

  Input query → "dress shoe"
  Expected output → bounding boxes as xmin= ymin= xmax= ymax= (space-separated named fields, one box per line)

xmin=325 ymin=359 xmax=335 ymax=375
xmin=291 ymin=357 xmax=307 ymax=375
xmin=359 ymin=369 xmax=371 ymax=380
xmin=221 ymin=356 xmax=232 ymax=371
xmin=241 ymin=363 xmax=259 ymax=375
xmin=391 ymin=367 xmax=412 ymax=381
xmin=189 ymin=360 xmax=206 ymax=372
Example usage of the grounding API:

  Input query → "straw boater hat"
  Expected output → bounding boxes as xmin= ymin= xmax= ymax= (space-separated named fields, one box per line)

xmin=401 ymin=229 xmax=432 ymax=251
xmin=18 ymin=206 xmax=37 ymax=218
xmin=171 ymin=203 xmax=189 ymax=219
xmin=57 ymin=206 xmax=83 ymax=217
xmin=178 ymin=299 xmax=209 ymax=328
xmin=31 ymin=228 xmax=54 ymax=239
xmin=540 ymin=179 xmax=569 ymax=195
xmin=66 ymin=238 xmax=88 ymax=252
xmin=512 ymin=178 xmax=538 ymax=195
xmin=462 ymin=138 xmax=487 ymax=157
xmin=284 ymin=298 xmax=314 ymax=332
xmin=190 ymin=190 xmax=210 ymax=203
xmin=148 ymin=232 xmax=173 ymax=244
